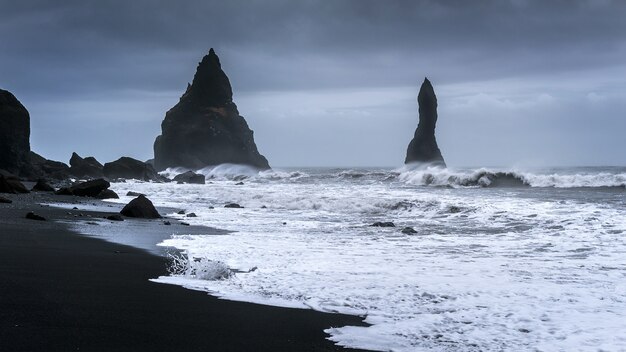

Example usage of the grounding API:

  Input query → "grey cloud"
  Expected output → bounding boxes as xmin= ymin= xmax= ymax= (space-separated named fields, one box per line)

xmin=1 ymin=0 xmax=625 ymax=166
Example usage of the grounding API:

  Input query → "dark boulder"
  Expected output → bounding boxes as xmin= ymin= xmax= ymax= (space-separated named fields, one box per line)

xmin=69 ymin=152 xmax=103 ymax=178
xmin=405 ymin=78 xmax=446 ymax=167
xmin=224 ymin=203 xmax=243 ymax=208
xmin=371 ymin=221 xmax=395 ymax=227
xmin=401 ymin=227 xmax=417 ymax=234
xmin=25 ymin=212 xmax=46 ymax=221
xmin=70 ymin=179 xmax=110 ymax=197
xmin=173 ymin=171 xmax=205 ymax=184
xmin=103 ymin=157 xmax=165 ymax=182
xmin=0 ymin=196 xmax=12 ymax=203
xmin=107 ymin=214 xmax=124 ymax=221
xmin=120 ymin=195 xmax=161 ymax=219
xmin=32 ymin=179 xmax=55 ymax=192
xmin=0 ymin=171 xmax=29 ymax=194
xmin=126 ymin=191 xmax=145 ymax=197
xmin=97 ymin=189 xmax=119 ymax=199
xmin=186 ymin=212 xmax=197 ymax=217
xmin=0 ymin=89 xmax=30 ymax=175
xmin=153 ymin=48 xmax=269 ymax=171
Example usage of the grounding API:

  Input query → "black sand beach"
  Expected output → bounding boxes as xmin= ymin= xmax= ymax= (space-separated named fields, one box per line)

xmin=0 ymin=193 xmax=367 ymax=351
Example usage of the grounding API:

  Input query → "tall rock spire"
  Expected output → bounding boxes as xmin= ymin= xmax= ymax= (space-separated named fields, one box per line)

xmin=154 ymin=49 xmax=269 ymax=171
xmin=185 ymin=48 xmax=233 ymax=106
xmin=405 ymin=78 xmax=446 ymax=166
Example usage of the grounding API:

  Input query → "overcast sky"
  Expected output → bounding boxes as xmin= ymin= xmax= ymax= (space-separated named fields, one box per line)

xmin=1 ymin=0 xmax=625 ymax=168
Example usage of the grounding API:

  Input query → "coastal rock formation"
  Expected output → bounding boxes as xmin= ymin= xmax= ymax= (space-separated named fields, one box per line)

xmin=103 ymin=157 xmax=164 ymax=182
xmin=405 ymin=78 xmax=446 ymax=167
xmin=120 ymin=195 xmax=161 ymax=218
xmin=153 ymin=49 xmax=269 ymax=171
xmin=69 ymin=179 xmax=111 ymax=197
xmin=29 ymin=152 xmax=71 ymax=180
xmin=0 ymin=90 xmax=70 ymax=180
xmin=0 ymin=89 xmax=31 ymax=175
xmin=173 ymin=171 xmax=205 ymax=184
xmin=69 ymin=152 xmax=103 ymax=178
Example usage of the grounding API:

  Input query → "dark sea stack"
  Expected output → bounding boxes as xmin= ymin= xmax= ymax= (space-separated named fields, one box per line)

xmin=153 ymin=48 xmax=270 ymax=171
xmin=69 ymin=152 xmax=104 ymax=178
xmin=120 ymin=195 xmax=161 ymax=219
xmin=405 ymin=78 xmax=446 ymax=167
xmin=103 ymin=157 xmax=163 ymax=181
xmin=0 ymin=89 xmax=31 ymax=175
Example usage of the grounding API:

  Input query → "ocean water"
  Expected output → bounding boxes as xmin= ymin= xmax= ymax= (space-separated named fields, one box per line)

xmin=106 ymin=165 xmax=626 ymax=351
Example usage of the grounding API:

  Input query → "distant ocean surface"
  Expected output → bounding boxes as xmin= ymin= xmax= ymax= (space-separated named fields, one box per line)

xmin=107 ymin=165 xmax=626 ymax=351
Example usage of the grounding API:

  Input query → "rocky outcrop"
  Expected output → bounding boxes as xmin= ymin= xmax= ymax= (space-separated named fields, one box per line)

xmin=120 ymin=195 xmax=161 ymax=218
xmin=69 ymin=152 xmax=103 ymax=178
xmin=153 ymin=49 xmax=269 ymax=171
xmin=0 ymin=90 xmax=69 ymax=180
xmin=69 ymin=178 xmax=110 ymax=197
xmin=29 ymin=152 xmax=71 ymax=180
xmin=405 ymin=78 xmax=446 ymax=167
xmin=173 ymin=171 xmax=205 ymax=184
xmin=103 ymin=157 xmax=165 ymax=182
xmin=0 ymin=89 xmax=31 ymax=175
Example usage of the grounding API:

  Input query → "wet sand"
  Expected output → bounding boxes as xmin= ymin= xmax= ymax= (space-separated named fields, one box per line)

xmin=0 ymin=192 xmax=368 ymax=351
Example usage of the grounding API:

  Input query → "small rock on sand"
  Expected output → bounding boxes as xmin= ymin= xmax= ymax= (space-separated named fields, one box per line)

xmin=107 ymin=214 xmax=124 ymax=221
xmin=25 ymin=212 xmax=46 ymax=221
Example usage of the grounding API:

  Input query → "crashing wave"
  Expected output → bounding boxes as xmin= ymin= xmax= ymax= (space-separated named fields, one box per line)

xmin=168 ymin=251 xmax=233 ymax=280
xmin=398 ymin=166 xmax=626 ymax=189
xmin=159 ymin=164 xmax=309 ymax=182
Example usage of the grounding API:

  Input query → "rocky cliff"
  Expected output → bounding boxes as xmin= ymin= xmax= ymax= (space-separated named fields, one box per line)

xmin=405 ymin=78 xmax=446 ymax=167
xmin=0 ymin=89 xmax=31 ymax=174
xmin=153 ymin=49 xmax=269 ymax=171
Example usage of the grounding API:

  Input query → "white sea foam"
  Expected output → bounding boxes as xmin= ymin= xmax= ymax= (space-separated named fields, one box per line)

xmin=397 ymin=165 xmax=626 ymax=188
xmin=107 ymin=166 xmax=626 ymax=351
